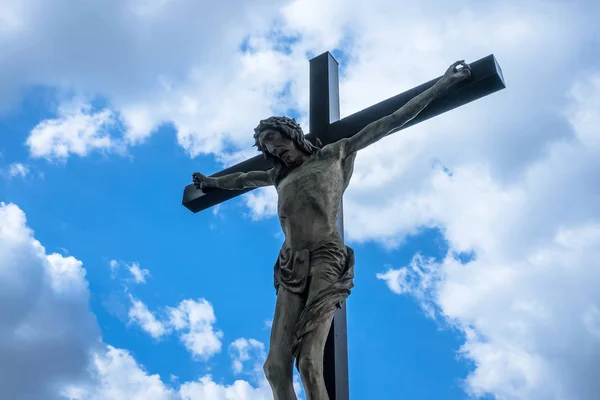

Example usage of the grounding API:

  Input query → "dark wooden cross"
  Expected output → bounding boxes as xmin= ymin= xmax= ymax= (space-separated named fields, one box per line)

xmin=182 ymin=52 xmax=505 ymax=399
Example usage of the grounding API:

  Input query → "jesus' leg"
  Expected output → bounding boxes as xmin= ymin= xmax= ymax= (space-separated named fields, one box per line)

xmin=296 ymin=269 xmax=344 ymax=400
xmin=296 ymin=311 xmax=334 ymax=400
xmin=264 ymin=287 xmax=305 ymax=400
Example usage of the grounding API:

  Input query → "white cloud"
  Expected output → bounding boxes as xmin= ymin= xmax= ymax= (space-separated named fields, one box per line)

xmin=128 ymin=296 xmax=169 ymax=339
xmin=377 ymin=256 xmax=440 ymax=319
xmin=178 ymin=376 xmax=274 ymax=400
xmin=109 ymin=260 xmax=150 ymax=284
xmin=377 ymin=265 xmax=413 ymax=295
xmin=64 ymin=341 xmax=282 ymax=400
xmin=565 ymin=73 xmax=600 ymax=153
xmin=1 ymin=0 xmax=596 ymax=166
xmin=384 ymin=222 xmax=600 ymax=399
xmin=127 ymin=297 xmax=224 ymax=360
xmin=26 ymin=101 xmax=120 ymax=160
xmin=127 ymin=262 xmax=150 ymax=284
xmin=178 ymin=335 xmax=303 ymax=400
xmin=370 ymin=68 xmax=600 ymax=398
xmin=168 ymin=299 xmax=224 ymax=360
xmin=229 ymin=338 xmax=265 ymax=375
xmin=0 ymin=202 xmax=286 ymax=399
xmin=62 ymin=346 xmax=177 ymax=400
xmin=1 ymin=0 xmax=290 ymax=158
xmin=8 ymin=162 xmax=29 ymax=178
xmin=0 ymin=202 xmax=100 ymax=400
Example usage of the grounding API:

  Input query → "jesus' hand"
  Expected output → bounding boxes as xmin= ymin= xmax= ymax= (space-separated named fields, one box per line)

xmin=442 ymin=60 xmax=472 ymax=86
xmin=192 ymin=172 xmax=213 ymax=189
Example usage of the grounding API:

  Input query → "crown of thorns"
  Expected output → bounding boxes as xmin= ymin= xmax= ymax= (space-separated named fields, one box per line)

xmin=253 ymin=116 xmax=321 ymax=154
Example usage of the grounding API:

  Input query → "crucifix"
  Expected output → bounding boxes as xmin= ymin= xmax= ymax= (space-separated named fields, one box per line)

xmin=183 ymin=52 xmax=505 ymax=399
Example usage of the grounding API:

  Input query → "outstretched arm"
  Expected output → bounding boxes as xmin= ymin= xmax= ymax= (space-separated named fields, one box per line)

xmin=192 ymin=169 xmax=275 ymax=191
xmin=343 ymin=60 xmax=471 ymax=157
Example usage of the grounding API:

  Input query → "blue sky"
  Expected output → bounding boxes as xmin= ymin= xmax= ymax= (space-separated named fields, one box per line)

xmin=1 ymin=0 xmax=599 ymax=399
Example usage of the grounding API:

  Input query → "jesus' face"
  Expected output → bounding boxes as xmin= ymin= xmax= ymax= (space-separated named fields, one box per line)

xmin=258 ymin=128 xmax=304 ymax=167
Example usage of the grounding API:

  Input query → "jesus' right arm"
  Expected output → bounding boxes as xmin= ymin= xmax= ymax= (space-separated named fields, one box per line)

xmin=192 ymin=170 xmax=275 ymax=190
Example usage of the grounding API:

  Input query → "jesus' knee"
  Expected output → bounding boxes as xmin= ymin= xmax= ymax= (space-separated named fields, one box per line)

xmin=263 ymin=354 xmax=292 ymax=388
xmin=297 ymin=353 xmax=322 ymax=386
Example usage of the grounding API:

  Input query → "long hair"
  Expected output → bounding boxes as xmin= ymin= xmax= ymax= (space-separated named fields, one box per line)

xmin=253 ymin=116 xmax=322 ymax=185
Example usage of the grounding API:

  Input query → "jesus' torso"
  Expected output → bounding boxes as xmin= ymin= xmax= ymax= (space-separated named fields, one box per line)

xmin=275 ymin=143 xmax=356 ymax=250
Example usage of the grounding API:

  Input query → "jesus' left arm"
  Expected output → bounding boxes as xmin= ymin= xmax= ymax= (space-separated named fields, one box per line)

xmin=340 ymin=60 xmax=472 ymax=157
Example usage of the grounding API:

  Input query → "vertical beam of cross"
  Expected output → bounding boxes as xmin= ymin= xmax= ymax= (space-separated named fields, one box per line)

xmin=309 ymin=52 xmax=349 ymax=400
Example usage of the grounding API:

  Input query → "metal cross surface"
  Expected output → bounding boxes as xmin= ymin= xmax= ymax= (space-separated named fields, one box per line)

xmin=182 ymin=51 xmax=505 ymax=399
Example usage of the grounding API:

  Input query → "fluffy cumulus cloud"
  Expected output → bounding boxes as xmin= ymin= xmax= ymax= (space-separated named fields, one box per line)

xmin=127 ymin=296 xmax=224 ymax=360
xmin=176 ymin=337 xmax=303 ymax=400
xmin=0 ymin=202 xmax=100 ymax=399
xmin=128 ymin=295 xmax=170 ymax=339
xmin=62 ymin=346 xmax=177 ymax=400
xmin=178 ymin=376 xmax=274 ymax=400
xmin=63 ymin=343 xmax=278 ymax=400
xmin=1 ymin=0 xmax=291 ymax=160
xmin=0 ymin=203 xmax=284 ymax=399
xmin=168 ymin=298 xmax=224 ymax=360
xmin=26 ymin=101 xmax=121 ymax=160
xmin=229 ymin=338 xmax=266 ymax=375
xmin=356 ymin=3 xmax=600 ymax=398
xmin=109 ymin=260 xmax=151 ymax=284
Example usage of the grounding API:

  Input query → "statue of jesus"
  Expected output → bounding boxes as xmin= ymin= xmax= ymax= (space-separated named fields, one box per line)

xmin=192 ymin=60 xmax=471 ymax=400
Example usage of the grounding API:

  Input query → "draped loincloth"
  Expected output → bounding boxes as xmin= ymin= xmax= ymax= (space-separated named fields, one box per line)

xmin=273 ymin=239 xmax=355 ymax=362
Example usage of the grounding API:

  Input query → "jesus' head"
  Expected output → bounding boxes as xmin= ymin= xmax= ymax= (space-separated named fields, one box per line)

xmin=253 ymin=116 xmax=320 ymax=171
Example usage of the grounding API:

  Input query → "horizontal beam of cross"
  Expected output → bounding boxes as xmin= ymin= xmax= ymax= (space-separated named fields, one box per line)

xmin=182 ymin=54 xmax=505 ymax=213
